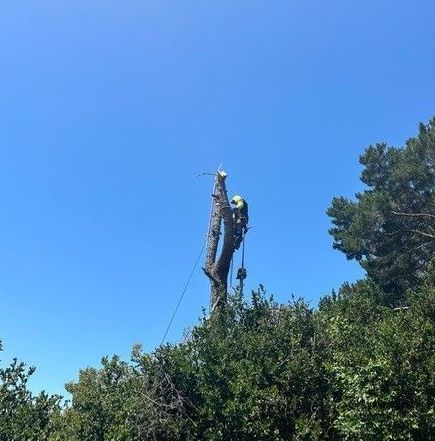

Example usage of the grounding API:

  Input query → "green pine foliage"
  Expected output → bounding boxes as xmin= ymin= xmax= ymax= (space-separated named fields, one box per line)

xmin=328 ymin=118 xmax=435 ymax=302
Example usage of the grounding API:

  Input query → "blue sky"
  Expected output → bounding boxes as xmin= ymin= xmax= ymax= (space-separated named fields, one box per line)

xmin=1 ymin=0 xmax=434 ymax=396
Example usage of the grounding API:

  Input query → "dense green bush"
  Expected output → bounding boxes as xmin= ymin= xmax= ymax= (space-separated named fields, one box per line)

xmin=59 ymin=289 xmax=330 ymax=440
xmin=57 ymin=283 xmax=435 ymax=440
xmin=0 ymin=340 xmax=61 ymax=441
xmin=320 ymin=280 xmax=435 ymax=440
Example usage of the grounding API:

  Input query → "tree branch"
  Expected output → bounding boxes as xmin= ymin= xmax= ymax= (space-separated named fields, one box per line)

xmin=391 ymin=210 xmax=435 ymax=219
xmin=407 ymin=229 xmax=435 ymax=239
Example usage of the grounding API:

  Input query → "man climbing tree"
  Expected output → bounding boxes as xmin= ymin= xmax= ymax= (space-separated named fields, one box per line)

xmin=231 ymin=195 xmax=249 ymax=250
xmin=204 ymin=171 xmax=250 ymax=311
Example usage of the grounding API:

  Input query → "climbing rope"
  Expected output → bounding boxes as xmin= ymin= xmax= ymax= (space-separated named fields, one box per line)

xmin=205 ymin=176 xmax=218 ymax=253
xmin=159 ymin=240 xmax=206 ymax=346
xmin=241 ymin=233 xmax=246 ymax=269
xmin=236 ymin=233 xmax=247 ymax=294
xmin=160 ymin=172 xmax=219 ymax=345
xmin=230 ymin=256 xmax=234 ymax=289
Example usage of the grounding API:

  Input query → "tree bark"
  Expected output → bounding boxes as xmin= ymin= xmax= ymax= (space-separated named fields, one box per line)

xmin=203 ymin=171 xmax=235 ymax=311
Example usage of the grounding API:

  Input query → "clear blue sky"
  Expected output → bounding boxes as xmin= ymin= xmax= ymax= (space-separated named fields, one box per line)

xmin=1 ymin=0 xmax=434 ymax=396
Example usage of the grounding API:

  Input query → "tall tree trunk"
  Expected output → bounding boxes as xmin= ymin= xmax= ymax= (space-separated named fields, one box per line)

xmin=204 ymin=171 xmax=235 ymax=311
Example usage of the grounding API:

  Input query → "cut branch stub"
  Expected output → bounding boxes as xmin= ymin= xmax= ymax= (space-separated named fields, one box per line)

xmin=204 ymin=170 xmax=235 ymax=311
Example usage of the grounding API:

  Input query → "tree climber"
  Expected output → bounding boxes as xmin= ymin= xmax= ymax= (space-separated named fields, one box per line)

xmin=231 ymin=195 xmax=249 ymax=250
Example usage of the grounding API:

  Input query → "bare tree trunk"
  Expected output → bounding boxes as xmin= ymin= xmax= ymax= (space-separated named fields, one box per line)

xmin=203 ymin=171 xmax=235 ymax=311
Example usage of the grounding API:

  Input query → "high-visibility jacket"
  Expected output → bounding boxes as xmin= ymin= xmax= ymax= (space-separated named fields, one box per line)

xmin=232 ymin=196 xmax=249 ymax=224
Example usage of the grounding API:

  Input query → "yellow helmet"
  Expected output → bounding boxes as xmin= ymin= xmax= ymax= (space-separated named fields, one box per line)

xmin=231 ymin=195 xmax=242 ymax=204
